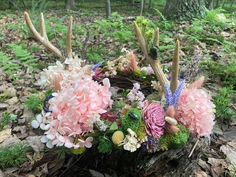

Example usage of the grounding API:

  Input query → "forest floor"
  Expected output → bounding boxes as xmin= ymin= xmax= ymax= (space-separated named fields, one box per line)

xmin=0 ymin=6 xmax=236 ymax=177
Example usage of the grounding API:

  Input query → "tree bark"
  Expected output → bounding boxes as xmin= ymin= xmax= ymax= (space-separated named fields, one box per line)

xmin=106 ymin=0 xmax=112 ymax=18
xmin=140 ymin=0 xmax=144 ymax=16
xmin=206 ymin=0 xmax=213 ymax=9
xmin=148 ymin=0 xmax=152 ymax=9
xmin=66 ymin=0 xmax=75 ymax=10
xmin=164 ymin=0 xmax=206 ymax=20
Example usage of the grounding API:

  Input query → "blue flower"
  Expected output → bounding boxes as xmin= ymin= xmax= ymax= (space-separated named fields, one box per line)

xmin=92 ymin=63 xmax=102 ymax=72
xmin=165 ymin=80 xmax=185 ymax=108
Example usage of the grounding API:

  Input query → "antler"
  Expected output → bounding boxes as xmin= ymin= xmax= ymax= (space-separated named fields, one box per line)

xmin=134 ymin=22 xmax=181 ymax=94
xmin=133 ymin=22 xmax=169 ymax=89
xmin=170 ymin=39 xmax=180 ymax=93
xmin=67 ymin=16 xmax=73 ymax=60
xmin=24 ymin=12 xmax=74 ymax=60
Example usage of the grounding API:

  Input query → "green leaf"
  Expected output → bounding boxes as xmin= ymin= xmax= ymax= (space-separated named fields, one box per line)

xmin=9 ymin=114 xmax=17 ymax=122
xmin=109 ymin=122 xmax=118 ymax=131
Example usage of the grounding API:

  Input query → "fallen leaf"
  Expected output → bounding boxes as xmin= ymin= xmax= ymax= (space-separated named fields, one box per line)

xmin=208 ymin=158 xmax=228 ymax=176
xmin=13 ymin=125 xmax=28 ymax=139
xmin=194 ymin=170 xmax=208 ymax=177
xmin=0 ymin=135 xmax=21 ymax=148
xmin=0 ymin=128 xmax=11 ymax=143
xmin=0 ymin=170 xmax=5 ymax=177
xmin=0 ymin=103 xmax=9 ymax=110
xmin=26 ymin=136 xmax=45 ymax=152
xmin=220 ymin=141 xmax=236 ymax=176
xmin=21 ymin=107 xmax=34 ymax=123
xmin=5 ymin=97 xmax=19 ymax=105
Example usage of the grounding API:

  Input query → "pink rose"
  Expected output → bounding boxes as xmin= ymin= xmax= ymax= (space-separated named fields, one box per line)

xmin=144 ymin=103 xmax=165 ymax=139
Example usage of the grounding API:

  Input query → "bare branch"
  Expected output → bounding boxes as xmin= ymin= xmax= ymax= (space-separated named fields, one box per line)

xmin=24 ymin=11 xmax=63 ymax=59
xmin=170 ymin=39 xmax=180 ymax=93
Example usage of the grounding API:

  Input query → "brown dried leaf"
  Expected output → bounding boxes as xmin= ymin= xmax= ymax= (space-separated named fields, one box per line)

xmin=0 ymin=128 xmax=11 ymax=143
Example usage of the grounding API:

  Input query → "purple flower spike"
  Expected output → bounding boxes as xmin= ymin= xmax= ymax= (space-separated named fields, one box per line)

xmin=165 ymin=80 xmax=185 ymax=108
xmin=92 ymin=63 xmax=102 ymax=72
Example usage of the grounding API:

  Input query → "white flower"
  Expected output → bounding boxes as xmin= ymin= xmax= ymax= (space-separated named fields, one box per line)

xmin=141 ymin=65 xmax=154 ymax=75
xmin=133 ymin=83 xmax=140 ymax=90
xmin=31 ymin=111 xmax=51 ymax=130
xmin=32 ymin=120 xmax=40 ymax=129
xmin=102 ymin=78 xmax=111 ymax=88
xmin=127 ymin=83 xmax=145 ymax=108
xmin=123 ymin=128 xmax=141 ymax=152
xmin=40 ymin=136 xmax=48 ymax=143
xmin=95 ymin=119 xmax=108 ymax=132
xmin=46 ymin=140 xmax=54 ymax=149
xmin=151 ymin=81 xmax=159 ymax=91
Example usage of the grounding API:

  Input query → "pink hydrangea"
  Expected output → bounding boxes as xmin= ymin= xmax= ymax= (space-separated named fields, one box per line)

xmin=176 ymin=77 xmax=215 ymax=137
xmin=40 ymin=59 xmax=94 ymax=91
xmin=45 ymin=77 xmax=113 ymax=149
xmin=143 ymin=103 xmax=165 ymax=139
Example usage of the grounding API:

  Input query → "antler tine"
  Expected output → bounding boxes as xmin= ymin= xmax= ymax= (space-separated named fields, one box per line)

xmin=134 ymin=22 xmax=149 ymax=59
xmin=24 ymin=12 xmax=63 ymax=59
xmin=67 ymin=16 xmax=73 ymax=59
xmin=170 ymin=39 xmax=180 ymax=93
xmin=134 ymin=22 xmax=169 ymax=89
xmin=155 ymin=28 xmax=160 ymax=48
xmin=40 ymin=13 xmax=48 ymax=41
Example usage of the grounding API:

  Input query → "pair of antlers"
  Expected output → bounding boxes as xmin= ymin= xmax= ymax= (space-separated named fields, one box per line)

xmin=24 ymin=12 xmax=179 ymax=94
xmin=24 ymin=12 xmax=73 ymax=60
xmin=134 ymin=22 xmax=180 ymax=94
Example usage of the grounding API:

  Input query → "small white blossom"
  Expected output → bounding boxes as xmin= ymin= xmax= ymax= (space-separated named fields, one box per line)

xmin=32 ymin=120 xmax=40 ymax=129
xmin=127 ymin=83 xmax=145 ymax=108
xmin=40 ymin=136 xmax=48 ymax=143
xmin=123 ymin=128 xmax=141 ymax=152
xmin=151 ymin=81 xmax=160 ymax=91
xmin=46 ymin=140 xmax=54 ymax=149
xmin=141 ymin=65 xmax=154 ymax=75
xmin=95 ymin=119 xmax=108 ymax=132
xmin=31 ymin=111 xmax=51 ymax=131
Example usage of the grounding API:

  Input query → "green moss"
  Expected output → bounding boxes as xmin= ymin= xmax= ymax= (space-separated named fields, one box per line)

xmin=0 ymin=144 xmax=29 ymax=169
xmin=201 ymin=60 xmax=236 ymax=88
xmin=136 ymin=121 xmax=147 ymax=141
xmin=136 ymin=16 xmax=155 ymax=43
xmin=98 ymin=136 xmax=113 ymax=154
xmin=122 ymin=108 xmax=142 ymax=133
xmin=214 ymin=87 xmax=236 ymax=121
xmin=160 ymin=125 xmax=189 ymax=150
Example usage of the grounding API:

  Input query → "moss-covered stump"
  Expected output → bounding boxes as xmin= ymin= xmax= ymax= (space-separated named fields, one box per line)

xmin=42 ymin=138 xmax=213 ymax=177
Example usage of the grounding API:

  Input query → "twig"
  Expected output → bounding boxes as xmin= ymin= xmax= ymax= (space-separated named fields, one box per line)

xmin=188 ymin=139 xmax=199 ymax=158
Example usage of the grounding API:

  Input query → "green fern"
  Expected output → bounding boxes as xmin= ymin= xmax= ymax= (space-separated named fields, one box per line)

xmin=9 ymin=44 xmax=38 ymax=71
xmin=0 ymin=52 xmax=21 ymax=79
xmin=0 ymin=144 xmax=29 ymax=169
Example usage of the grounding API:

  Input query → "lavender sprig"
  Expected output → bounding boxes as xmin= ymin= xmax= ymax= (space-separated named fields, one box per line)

xmin=165 ymin=80 xmax=185 ymax=108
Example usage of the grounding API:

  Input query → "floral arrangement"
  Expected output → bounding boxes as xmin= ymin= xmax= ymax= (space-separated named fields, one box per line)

xmin=26 ymin=13 xmax=215 ymax=155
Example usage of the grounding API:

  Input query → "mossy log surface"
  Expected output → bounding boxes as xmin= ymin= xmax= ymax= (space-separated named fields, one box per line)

xmin=48 ymin=139 xmax=206 ymax=177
